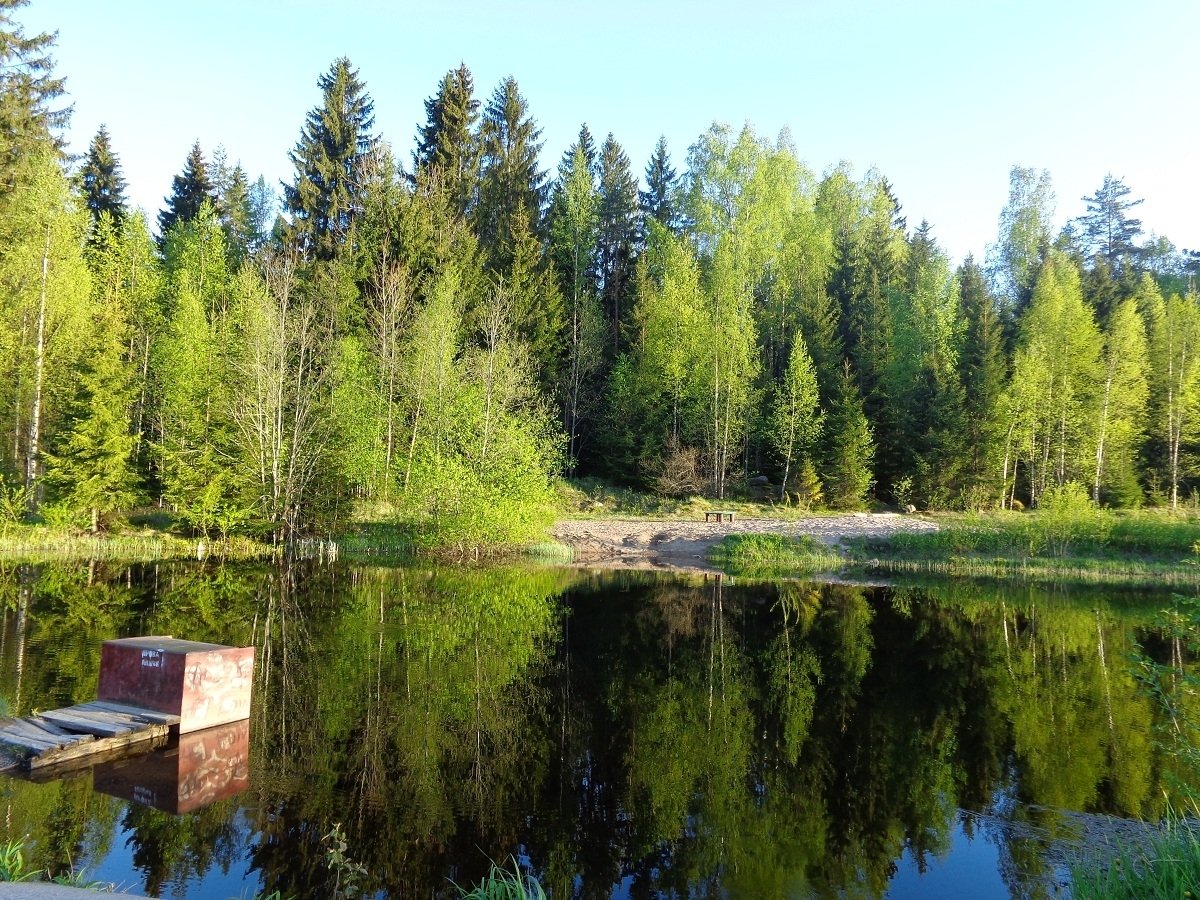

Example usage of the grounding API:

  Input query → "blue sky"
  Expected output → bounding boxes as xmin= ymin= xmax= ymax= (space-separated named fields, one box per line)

xmin=23 ymin=0 xmax=1200 ymax=264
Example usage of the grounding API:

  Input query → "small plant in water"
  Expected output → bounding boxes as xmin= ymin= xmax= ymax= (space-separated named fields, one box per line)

xmin=0 ymin=838 xmax=34 ymax=881
xmin=456 ymin=857 xmax=547 ymax=900
xmin=323 ymin=822 xmax=367 ymax=899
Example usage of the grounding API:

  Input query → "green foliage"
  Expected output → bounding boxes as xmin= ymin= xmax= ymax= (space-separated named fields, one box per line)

xmin=1032 ymin=482 xmax=1109 ymax=556
xmin=158 ymin=140 xmax=213 ymax=237
xmin=322 ymin=823 xmax=368 ymax=899
xmin=282 ymin=57 xmax=375 ymax=261
xmin=78 ymin=124 xmax=126 ymax=229
xmin=709 ymin=532 xmax=843 ymax=577
xmin=456 ymin=858 xmax=547 ymax=900
xmin=821 ymin=365 xmax=874 ymax=508
xmin=1071 ymin=820 xmax=1200 ymax=900
xmin=0 ymin=838 xmax=34 ymax=881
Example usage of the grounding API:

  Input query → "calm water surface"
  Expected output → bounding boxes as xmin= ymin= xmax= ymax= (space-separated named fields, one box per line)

xmin=0 ymin=561 xmax=1193 ymax=898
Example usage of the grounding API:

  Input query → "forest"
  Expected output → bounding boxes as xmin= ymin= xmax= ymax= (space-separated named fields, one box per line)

xmin=2 ymin=0 xmax=1199 ymax=551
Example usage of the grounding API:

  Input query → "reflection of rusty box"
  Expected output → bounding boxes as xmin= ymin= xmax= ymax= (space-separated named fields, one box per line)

xmin=93 ymin=719 xmax=251 ymax=814
xmin=98 ymin=637 xmax=254 ymax=733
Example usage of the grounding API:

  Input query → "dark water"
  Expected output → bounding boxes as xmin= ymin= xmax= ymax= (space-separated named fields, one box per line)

xmin=0 ymin=561 xmax=1194 ymax=898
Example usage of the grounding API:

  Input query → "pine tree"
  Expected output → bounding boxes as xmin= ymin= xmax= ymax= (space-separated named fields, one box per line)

xmin=157 ymin=141 xmax=213 ymax=237
xmin=596 ymin=133 xmax=639 ymax=354
xmin=640 ymin=135 xmax=680 ymax=232
xmin=0 ymin=0 xmax=69 ymax=182
xmin=413 ymin=63 xmax=480 ymax=217
xmin=282 ymin=57 xmax=376 ymax=261
xmin=1077 ymin=174 xmax=1143 ymax=273
xmin=475 ymin=76 xmax=545 ymax=269
xmin=79 ymin=125 xmax=127 ymax=229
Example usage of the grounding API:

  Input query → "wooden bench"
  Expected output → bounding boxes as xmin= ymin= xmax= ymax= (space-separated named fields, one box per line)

xmin=704 ymin=510 xmax=736 ymax=523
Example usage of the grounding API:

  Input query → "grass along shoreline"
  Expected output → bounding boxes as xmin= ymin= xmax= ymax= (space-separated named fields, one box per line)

xmin=709 ymin=504 xmax=1200 ymax=587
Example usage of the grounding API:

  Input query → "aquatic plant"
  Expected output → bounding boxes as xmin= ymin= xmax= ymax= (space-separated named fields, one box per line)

xmin=456 ymin=857 xmax=547 ymax=900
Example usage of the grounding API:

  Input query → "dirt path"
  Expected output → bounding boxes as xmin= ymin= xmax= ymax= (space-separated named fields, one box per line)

xmin=549 ymin=513 xmax=939 ymax=571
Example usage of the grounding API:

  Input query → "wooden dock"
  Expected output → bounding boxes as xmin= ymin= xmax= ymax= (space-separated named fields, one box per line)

xmin=0 ymin=700 xmax=180 ymax=773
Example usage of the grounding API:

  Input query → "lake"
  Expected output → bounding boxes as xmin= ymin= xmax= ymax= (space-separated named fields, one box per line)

xmin=0 ymin=560 xmax=1193 ymax=898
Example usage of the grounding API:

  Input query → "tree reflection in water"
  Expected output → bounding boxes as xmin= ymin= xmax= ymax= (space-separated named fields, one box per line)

xmin=0 ymin=561 xmax=1194 ymax=898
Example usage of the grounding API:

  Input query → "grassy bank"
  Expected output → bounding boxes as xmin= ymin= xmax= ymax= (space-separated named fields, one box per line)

xmin=709 ymin=533 xmax=845 ymax=578
xmin=0 ymin=524 xmax=272 ymax=562
xmin=853 ymin=508 xmax=1200 ymax=587
xmin=703 ymin=506 xmax=1200 ymax=587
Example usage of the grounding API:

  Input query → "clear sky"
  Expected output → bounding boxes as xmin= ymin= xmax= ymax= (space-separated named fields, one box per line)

xmin=21 ymin=0 xmax=1200 ymax=264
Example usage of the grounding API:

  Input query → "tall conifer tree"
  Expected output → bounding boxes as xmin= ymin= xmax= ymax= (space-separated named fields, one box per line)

xmin=79 ymin=124 xmax=127 ymax=229
xmin=413 ymin=63 xmax=480 ymax=217
xmin=283 ymin=57 xmax=376 ymax=260
xmin=640 ymin=136 xmax=680 ymax=233
xmin=158 ymin=141 xmax=213 ymax=237
xmin=475 ymin=76 xmax=545 ymax=269
xmin=596 ymin=133 xmax=639 ymax=354
xmin=0 ymin=0 xmax=68 ymax=182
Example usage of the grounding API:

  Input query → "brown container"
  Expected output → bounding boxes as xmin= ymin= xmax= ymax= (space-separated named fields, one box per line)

xmin=93 ymin=719 xmax=251 ymax=814
xmin=98 ymin=636 xmax=254 ymax=733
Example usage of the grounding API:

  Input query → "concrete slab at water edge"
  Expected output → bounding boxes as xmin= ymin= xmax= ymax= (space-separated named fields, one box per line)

xmin=0 ymin=884 xmax=145 ymax=898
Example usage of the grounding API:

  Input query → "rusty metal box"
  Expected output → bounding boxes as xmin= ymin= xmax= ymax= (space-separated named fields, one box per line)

xmin=97 ymin=636 xmax=254 ymax=734
xmin=93 ymin=719 xmax=251 ymax=814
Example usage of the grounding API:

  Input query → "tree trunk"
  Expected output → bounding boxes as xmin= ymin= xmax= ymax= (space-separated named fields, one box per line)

xmin=24 ymin=225 xmax=50 ymax=518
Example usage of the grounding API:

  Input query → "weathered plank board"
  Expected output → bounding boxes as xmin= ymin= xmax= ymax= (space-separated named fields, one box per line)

xmin=37 ymin=710 xmax=136 ymax=737
xmin=30 ymin=723 xmax=170 ymax=772
xmin=81 ymin=700 xmax=181 ymax=726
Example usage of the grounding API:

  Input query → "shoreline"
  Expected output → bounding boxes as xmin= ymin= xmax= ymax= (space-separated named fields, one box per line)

xmin=548 ymin=513 xmax=938 ymax=572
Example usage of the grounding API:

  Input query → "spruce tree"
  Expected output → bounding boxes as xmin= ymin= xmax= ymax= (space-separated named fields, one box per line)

xmin=44 ymin=297 xmax=139 ymax=532
xmin=475 ymin=75 xmax=546 ymax=269
xmin=282 ymin=57 xmax=376 ymax=260
xmin=640 ymin=135 xmax=680 ymax=232
xmin=157 ymin=141 xmax=213 ymax=237
xmin=822 ymin=363 xmax=874 ymax=509
xmin=79 ymin=124 xmax=127 ymax=229
xmin=596 ymin=133 xmax=639 ymax=354
xmin=956 ymin=256 xmax=1006 ymax=504
xmin=0 ymin=0 xmax=69 ymax=181
xmin=218 ymin=164 xmax=254 ymax=264
xmin=413 ymin=63 xmax=480 ymax=217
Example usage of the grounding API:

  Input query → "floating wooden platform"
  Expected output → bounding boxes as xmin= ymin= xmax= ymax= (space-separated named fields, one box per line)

xmin=0 ymin=700 xmax=180 ymax=773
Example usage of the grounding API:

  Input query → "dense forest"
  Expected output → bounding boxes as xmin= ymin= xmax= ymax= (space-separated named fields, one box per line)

xmin=2 ymin=1 xmax=1199 ymax=549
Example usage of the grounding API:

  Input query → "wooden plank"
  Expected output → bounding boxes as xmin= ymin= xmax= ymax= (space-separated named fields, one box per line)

xmin=78 ymin=701 xmax=180 ymax=725
xmin=0 ymin=733 xmax=55 ymax=752
xmin=29 ymin=723 xmax=170 ymax=771
xmin=2 ymin=719 xmax=63 ymax=741
xmin=38 ymin=710 xmax=135 ymax=737
xmin=29 ymin=716 xmax=73 ymax=737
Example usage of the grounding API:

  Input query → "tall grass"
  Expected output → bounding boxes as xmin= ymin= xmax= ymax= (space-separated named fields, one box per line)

xmin=456 ymin=858 xmax=547 ymax=900
xmin=0 ymin=525 xmax=272 ymax=562
xmin=1070 ymin=817 xmax=1200 ymax=899
xmin=709 ymin=533 xmax=844 ymax=577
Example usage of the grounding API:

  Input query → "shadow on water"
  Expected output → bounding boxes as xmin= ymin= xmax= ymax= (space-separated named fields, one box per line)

xmin=0 ymin=559 xmax=1194 ymax=898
